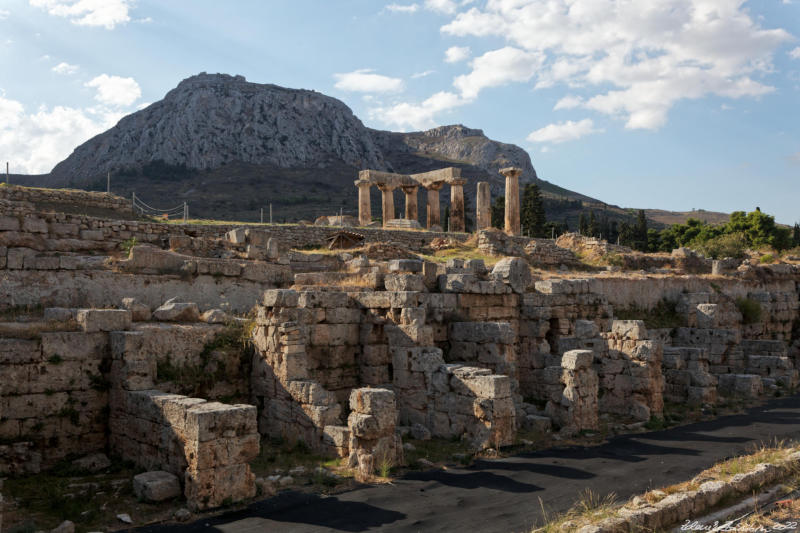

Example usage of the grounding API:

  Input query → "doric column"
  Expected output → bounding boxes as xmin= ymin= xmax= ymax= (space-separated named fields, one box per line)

xmin=476 ymin=181 xmax=491 ymax=231
xmin=500 ymin=167 xmax=522 ymax=236
xmin=425 ymin=182 xmax=444 ymax=229
xmin=401 ymin=185 xmax=419 ymax=222
xmin=449 ymin=178 xmax=467 ymax=233
xmin=355 ymin=179 xmax=372 ymax=226
xmin=377 ymin=184 xmax=395 ymax=227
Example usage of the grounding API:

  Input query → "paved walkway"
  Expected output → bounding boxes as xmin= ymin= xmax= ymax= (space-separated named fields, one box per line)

xmin=135 ymin=395 xmax=800 ymax=533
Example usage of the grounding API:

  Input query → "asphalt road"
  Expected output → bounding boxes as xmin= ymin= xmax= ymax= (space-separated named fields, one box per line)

xmin=133 ymin=394 xmax=800 ymax=533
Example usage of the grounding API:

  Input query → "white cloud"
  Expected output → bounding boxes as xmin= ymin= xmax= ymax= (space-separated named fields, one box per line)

xmin=0 ymin=94 xmax=125 ymax=174
xmin=440 ymin=0 xmax=792 ymax=130
xmin=425 ymin=0 xmax=458 ymax=14
xmin=85 ymin=74 xmax=141 ymax=106
xmin=790 ymin=47 xmax=800 ymax=60
xmin=386 ymin=3 xmax=419 ymax=13
xmin=554 ymin=95 xmax=583 ymax=110
xmin=334 ymin=69 xmax=404 ymax=93
xmin=412 ymin=70 xmax=436 ymax=78
xmin=526 ymin=119 xmax=602 ymax=144
xmin=444 ymin=45 xmax=470 ymax=63
xmin=0 ymin=9 xmax=10 ymax=20
xmin=51 ymin=62 xmax=79 ymax=75
xmin=454 ymin=46 xmax=542 ymax=99
xmin=29 ymin=0 xmax=132 ymax=29
xmin=370 ymin=91 xmax=466 ymax=130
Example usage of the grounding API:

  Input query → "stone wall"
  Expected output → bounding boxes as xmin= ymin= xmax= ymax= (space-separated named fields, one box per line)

xmin=0 ymin=185 xmax=134 ymax=217
xmin=110 ymin=390 xmax=258 ymax=510
xmin=0 ymin=328 xmax=112 ymax=474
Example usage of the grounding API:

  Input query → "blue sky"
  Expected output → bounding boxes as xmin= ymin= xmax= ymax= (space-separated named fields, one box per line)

xmin=0 ymin=0 xmax=798 ymax=223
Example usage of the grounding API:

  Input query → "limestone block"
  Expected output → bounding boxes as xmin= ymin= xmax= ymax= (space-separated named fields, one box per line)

xmin=263 ymin=289 xmax=299 ymax=308
xmin=226 ymin=228 xmax=247 ymax=244
xmin=72 ymin=453 xmax=111 ymax=473
xmin=385 ymin=274 xmax=425 ymax=292
xmin=79 ymin=229 xmax=104 ymax=240
xmin=490 ymin=257 xmax=531 ymax=294
xmin=76 ymin=309 xmax=132 ymax=333
xmin=388 ymin=259 xmax=423 ymax=273
xmin=184 ymin=463 xmax=256 ymax=510
xmin=574 ymin=320 xmax=599 ymax=339
xmin=0 ymin=216 xmax=20 ymax=231
xmin=350 ymin=292 xmax=391 ymax=309
xmin=400 ymin=306 xmax=425 ymax=326
xmin=153 ymin=300 xmax=200 ymax=322
xmin=612 ymin=320 xmax=647 ymax=340
xmin=22 ymin=216 xmax=48 ymax=233
xmin=439 ymin=273 xmax=480 ymax=293
xmin=449 ymin=322 xmax=515 ymax=344
xmin=298 ymin=291 xmax=349 ymax=309
xmin=390 ymin=291 xmax=419 ymax=308
xmin=133 ymin=470 xmax=181 ymax=502
xmin=201 ymin=309 xmax=228 ymax=324
xmin=187 ymin=433 xmax=260 ymax=470
xmin=122 ymin=298 xmax=152 ymax=321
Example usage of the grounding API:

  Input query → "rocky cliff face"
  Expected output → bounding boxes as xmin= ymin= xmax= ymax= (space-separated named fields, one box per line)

xmin=50 ymin=73 xmax=538 ymax=187
xmin=51 ymin=73 xmax=387 ymax=179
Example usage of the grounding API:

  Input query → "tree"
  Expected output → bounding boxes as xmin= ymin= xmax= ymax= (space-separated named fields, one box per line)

xmin=587 ymin=211 xmax=598 ymax=238
xmin=520 ymin=183 xmax=547 ymax=237
xmin=793 ymin=223 xmax=800 ymax=247
xmin=491 ymin=196 xmax=505 ymax=229
xmin=634 ymin=210 xmax=648 ymax=251
xmin=578 ymin=213 xmax=588 ymax=235
xmin=444 ymin=205 xmax=450 ymax=232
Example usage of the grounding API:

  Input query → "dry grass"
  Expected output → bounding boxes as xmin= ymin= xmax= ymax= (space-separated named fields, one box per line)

xmin=533 ymin=440 xmax=799 ymax=532
xmin=533 ymin=489 xmax=618 ymax=532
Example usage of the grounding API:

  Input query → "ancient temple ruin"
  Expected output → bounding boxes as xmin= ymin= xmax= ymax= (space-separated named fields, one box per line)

xmin=354 ymin=166 xmax=522 ymax=235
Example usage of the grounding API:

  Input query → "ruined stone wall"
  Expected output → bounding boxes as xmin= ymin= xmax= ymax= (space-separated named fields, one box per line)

xmin=0 ymin=331 xmax=111 ymax=474
xmin=109 ymin=322 xmax=259 ymax=510
xmin=0 ymin=185 xmax=134 ymax=216
xmin=110 ymin=390 xmax=258 ymax=510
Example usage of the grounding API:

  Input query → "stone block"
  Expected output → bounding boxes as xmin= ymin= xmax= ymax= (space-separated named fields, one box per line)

xmin=22 ymin=216 xmax=48 ymax=233
xmin=385 ymin=274 xmax=425 ymax=292
xmin=490 ymin=257 xmax=531 ymax=294
xmin=76 ymin=309 xmax=132 ymax=333
xmin=153 ymin=300 xmax=200 ymax=322
xmin=263 ymin=289 xmax=299 ymax=308
xmin=122 ymin=298 xmax=152 ymax=321
xmin=226 ymin=228 xmax=247 ymax=244
xmin=388 ymin=259 xmax=423 ymax=273
xmin=612 ymin=320 xmax=647 ymax=340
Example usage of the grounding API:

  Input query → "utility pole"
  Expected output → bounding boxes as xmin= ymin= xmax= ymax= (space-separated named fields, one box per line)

xmin=5 ymin=162 xmax=8 ymax=184
xmin=107 ymin=171 xmax=110 ymax=194
xmin=269 ymin=203 xmax=272 ymax=224
xmin=260 ymin=208 xmax=264 ymax=224
xmin=183 ymin=202 xmax=188 ymax=223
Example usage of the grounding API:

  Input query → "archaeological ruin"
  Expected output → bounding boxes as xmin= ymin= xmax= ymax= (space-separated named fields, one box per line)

xmin=1 ymin=174 xmax=799 ymax=522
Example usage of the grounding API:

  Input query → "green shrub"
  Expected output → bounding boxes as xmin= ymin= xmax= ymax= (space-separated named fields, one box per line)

xmin=120 ymin=237 xmax=137 ymax=256
xmin=694 ymin=232 xmax=748 ymax=259
xmin=736 ymin=298 xmax=762 ymax=324
xmin=759 ymin=253 xmax=774 ymax=264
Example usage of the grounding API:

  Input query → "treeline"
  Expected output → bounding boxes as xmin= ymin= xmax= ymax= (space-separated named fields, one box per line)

xmin=543 ymin=204 xmax=799 ymax=258
xmin=647 ymin=209 xmax=798 ymax=258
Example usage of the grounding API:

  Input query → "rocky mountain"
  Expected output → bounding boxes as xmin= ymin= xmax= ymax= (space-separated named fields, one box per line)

xmin=40 ymin=73 xmax=596 ymax=223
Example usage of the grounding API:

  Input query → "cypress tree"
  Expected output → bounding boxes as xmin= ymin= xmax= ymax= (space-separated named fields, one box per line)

xmin=578 ymin=213 xmax=588 ymax=235
xmin=491 ymin=196 xmax=505 ymax=229
xmin=635 ymin=210 xmax=648 ymax=251
xmin=521 ymin=183 xmax=547 ymax=237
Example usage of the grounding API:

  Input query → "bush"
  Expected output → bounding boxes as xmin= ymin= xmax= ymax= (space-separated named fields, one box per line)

xmin=694 ymin=232 xmax=748 ymax=259
xmin=759 ymin=253 xmax=774 ymax=264
xmin=736 ymin=298 xmax=762 ymax=324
